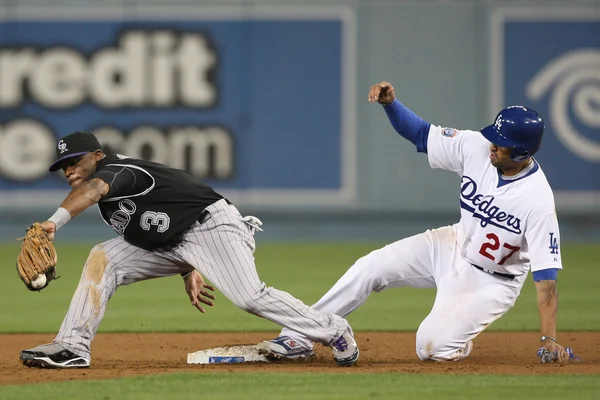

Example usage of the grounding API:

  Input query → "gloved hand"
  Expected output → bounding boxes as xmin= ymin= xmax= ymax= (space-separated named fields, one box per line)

xmin=16 ymin=223 xmax=58 ymax=291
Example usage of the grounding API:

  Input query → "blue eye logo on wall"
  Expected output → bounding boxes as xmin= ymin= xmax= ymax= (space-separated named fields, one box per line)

xmin=526 ymin=49 xmax=600 ymax=163
xmin=491 ymin=8 xmax=600 ymax=208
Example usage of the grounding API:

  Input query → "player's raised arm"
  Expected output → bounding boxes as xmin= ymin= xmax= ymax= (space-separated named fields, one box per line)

xmin=368 ymin=81 xmax=431 ymax=153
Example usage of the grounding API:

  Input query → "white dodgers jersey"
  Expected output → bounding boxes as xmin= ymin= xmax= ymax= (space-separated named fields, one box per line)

xmin=427 ymin=126 xmax=563 ymax=276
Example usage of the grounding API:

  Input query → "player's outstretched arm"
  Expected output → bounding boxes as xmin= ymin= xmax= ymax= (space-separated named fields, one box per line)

xmin=41 ymin=178 xmax=109 ymax=240
xmin=535 ymin=278 xmax=569 ymax=362
xmin=368 ymin=81 xmax=431 ymax=153
xmin=59 ymin=178 xmax=109 ymax=217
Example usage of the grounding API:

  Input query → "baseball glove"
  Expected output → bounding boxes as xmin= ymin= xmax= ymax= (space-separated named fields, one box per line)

xmin=16 ymin=223 xmax=58 ymax=291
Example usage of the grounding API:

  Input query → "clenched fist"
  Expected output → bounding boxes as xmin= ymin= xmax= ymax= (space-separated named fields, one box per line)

xmin=368 ymin=81 xmax=396 ymax=105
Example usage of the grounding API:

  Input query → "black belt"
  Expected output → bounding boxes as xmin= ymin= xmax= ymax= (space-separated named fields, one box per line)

xmin=197 ymin=198 xmax=232 ymax=223
xmin=471 ymin=264 xmax=515 ymax=280
xmin=197 ymin=210 xmax=210 ymax=224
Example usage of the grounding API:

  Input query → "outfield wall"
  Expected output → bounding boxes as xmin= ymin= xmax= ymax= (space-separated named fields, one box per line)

xmin=0 ymin=0 xmax=598 ymax=241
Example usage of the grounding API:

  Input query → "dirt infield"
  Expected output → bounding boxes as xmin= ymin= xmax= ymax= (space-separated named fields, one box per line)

xmin=1 ymin=332 xmax=598 ymax=385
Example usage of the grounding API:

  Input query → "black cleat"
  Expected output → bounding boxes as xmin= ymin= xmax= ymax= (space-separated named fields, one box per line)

xmin=20 ymin=343 xmax=90 ymax=369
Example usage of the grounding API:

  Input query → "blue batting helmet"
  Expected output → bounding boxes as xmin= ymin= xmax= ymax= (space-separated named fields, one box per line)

xmin=480 ymin=106 xmax=545 ymax=161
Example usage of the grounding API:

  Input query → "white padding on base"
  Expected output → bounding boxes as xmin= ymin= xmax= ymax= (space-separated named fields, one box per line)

xmin=187 ymin=345 xmax=270 ymax=364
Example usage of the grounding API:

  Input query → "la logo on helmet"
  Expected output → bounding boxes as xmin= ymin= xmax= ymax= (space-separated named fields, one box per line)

xmin=494 ymin=116 xmax=503 ymax=130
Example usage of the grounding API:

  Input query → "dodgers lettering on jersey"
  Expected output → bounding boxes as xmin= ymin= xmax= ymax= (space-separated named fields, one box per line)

xmin=427 ymin=126 xmax=563 ymax=276
xmin=459 ymin=175 xmax=522 ymax=234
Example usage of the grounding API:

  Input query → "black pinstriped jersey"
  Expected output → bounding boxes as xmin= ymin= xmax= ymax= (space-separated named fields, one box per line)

xmin=91 ymin=154 xmax=223 ymax=251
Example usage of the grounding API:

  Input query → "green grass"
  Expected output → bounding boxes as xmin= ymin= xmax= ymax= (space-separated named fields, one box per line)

xmin=1 ymin=243 xmax=599 ymax=333
xmin=1 ymin=373 xmax=599 ymax=400
xmin=2 ymin=243 xmax=599 ymax=396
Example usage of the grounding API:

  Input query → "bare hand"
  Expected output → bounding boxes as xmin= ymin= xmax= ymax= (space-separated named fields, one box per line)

xmin=40 ymin=221 xmax=57 ymax=241
xmin=541 ymin=339 xmax=570 ymax=362
xmin=368 ymin=81 xmax=396 ymax=105
xmin=184 ymin=270 xmax=216 ymax=313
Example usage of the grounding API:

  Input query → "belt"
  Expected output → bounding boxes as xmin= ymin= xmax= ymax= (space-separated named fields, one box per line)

xmin=197 ymin=198 xmax=232 ymax=223
xmin=197 ymin=210 xmax=210 ymax=224
xmin=471 ymin=264 xmax=515 ymax=280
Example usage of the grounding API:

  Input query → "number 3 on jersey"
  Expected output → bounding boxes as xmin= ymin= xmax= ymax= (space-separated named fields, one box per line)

xmin=478 ymin=233 xmax=521 ymax=265
xmin=140 ymin=211 xmax=171 ymax=233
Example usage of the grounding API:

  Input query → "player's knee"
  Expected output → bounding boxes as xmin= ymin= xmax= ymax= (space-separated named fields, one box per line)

xmin=89 ymin=244 xmax=103 ymax=255
xmin=415 ymin=340 xmax=446 ymax=361
xmin=84 ymin=245 xmax=110 ymax=283
xmin=416 ymin=345 xmax=432 ymax=361
xmin=415 ymin=334 xmax=448 ymax=361
xmin=415 ymin=330 xmax=471 ymax=362
xmin=415 ymin=330 xmax=438 ymax=360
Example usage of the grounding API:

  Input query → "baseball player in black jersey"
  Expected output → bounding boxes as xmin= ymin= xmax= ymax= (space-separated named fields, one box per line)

xmin=19 ymin=132 xmax=359 ymax=369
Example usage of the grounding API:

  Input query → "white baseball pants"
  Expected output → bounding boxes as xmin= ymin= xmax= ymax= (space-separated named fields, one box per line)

xmin=54 ymin=199 xmax=349 ymax=360
xmin=280 ymin=224 xmax=528 ymax=361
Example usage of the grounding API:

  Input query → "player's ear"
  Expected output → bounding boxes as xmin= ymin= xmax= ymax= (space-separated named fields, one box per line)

xmin=92 ymin=150 xmax=104 ymax=162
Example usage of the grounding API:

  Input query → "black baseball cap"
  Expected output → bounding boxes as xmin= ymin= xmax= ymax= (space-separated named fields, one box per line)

xmin=48 ymin=132 xmax=103 ymax=172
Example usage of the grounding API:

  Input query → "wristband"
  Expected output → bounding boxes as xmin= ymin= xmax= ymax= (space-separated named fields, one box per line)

xmin=540 ymin=335 xmax=557 ymax=343
xmin=48 ymin=207 xmax=72 ymax=231
xmin=181 ymin=271 xmax=193 ymax=279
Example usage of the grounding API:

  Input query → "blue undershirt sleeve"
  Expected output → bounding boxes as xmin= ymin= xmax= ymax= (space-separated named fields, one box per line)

xmin=532 ymin=268 xmax=559 ymax=282
xmin=382 ymin=99 xmax=431 ymax=153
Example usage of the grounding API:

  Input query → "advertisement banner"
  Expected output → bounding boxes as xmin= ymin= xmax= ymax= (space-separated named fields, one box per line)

xmin=491 ymin=8 xmax=600 ymax=210
xmin=0 ymin=7 xmax=356 ymax=208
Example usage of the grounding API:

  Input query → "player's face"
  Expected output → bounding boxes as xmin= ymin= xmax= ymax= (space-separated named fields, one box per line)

xmin=62 ymin=151 xmax=102 ymax=188
xmin=489 ymin=143 xmax=515 ymax=169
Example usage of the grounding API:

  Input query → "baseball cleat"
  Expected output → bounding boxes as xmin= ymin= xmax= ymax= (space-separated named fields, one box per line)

xmin=330 ymin=328 xmax=359 ymax=367
xmin=257 ymin=336 xmax=315 ymax=360
xmin=20 ymin=342 xmax=90 ymax=369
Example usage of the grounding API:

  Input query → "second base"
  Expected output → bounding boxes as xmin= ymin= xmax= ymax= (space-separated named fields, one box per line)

xmin=187 ymin=345 xmax=270 ymax=364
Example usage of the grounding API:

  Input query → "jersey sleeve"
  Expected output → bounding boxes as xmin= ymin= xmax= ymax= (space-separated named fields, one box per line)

xmin=427 ymin=125 xmax=488 ymax=175
xmin=525 ymin=213 xmax=563 ymax=273
xmin=92 ymin=165 xmax=154 ymax=201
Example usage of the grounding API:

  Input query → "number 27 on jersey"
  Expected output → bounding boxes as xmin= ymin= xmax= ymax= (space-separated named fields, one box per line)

xmin=479 ymin=233 xmax=521 ymax=265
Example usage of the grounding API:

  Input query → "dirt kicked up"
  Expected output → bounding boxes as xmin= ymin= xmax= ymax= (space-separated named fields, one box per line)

xmin=1 ymin=332 xmax=598 ymax=385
